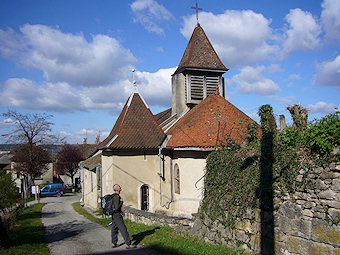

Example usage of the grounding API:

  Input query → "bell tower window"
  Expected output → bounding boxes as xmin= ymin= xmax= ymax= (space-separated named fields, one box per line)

xmin=185 ymin=74 xmax=222 ymax=104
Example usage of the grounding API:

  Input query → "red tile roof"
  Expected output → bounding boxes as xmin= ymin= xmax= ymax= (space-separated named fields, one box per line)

xmin=155 ymin=108 xmax=172 ymax=124
xmin=174 ymin=24 xmax=228 ymax=74
xmin=166 ymin=94 xmax=259 ymax=148
xmin=99 ymin=93 xmax=166 ymax=149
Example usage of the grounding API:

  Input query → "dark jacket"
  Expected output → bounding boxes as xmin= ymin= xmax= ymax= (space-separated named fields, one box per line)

xmin=112 ymin=193 xmax=123 ymax=216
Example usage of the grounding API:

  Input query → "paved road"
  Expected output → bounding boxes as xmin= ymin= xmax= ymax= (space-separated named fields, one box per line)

xmin=37 ymin=194 xmax=159 ymax=255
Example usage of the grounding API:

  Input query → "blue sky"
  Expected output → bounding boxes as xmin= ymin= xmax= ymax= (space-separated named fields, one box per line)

xmin=0 ymin=0 xmax=339 ymax=144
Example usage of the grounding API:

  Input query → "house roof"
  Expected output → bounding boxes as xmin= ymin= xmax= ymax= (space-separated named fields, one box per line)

xmin=81 ymin=153 xmax=101 ymax=171
xmin=155 ymin=108 xmax=172 ymax=125
xmin=166 ymin=94 xmax=259 ymax=148
xmin=174 ymin=24 xmax=228 ymax=74
xmin=99 ymin=92 xmax=166 ymax=150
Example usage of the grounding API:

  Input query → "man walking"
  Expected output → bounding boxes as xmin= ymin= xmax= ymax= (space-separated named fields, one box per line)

xmin=111 ymin=184 xmax=136 ymax=249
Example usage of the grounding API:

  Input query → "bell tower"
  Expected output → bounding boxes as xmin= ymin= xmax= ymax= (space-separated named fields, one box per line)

xmin=171 ymin=23 xmax=229 ymax=117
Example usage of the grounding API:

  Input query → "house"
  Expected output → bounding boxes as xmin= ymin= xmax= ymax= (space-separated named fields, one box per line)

xmin=81 ymin=23 xmax=258 ymax=218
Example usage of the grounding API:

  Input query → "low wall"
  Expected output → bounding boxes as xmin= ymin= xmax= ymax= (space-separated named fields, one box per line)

xmin=123 ymin=205 xmax=194 ymax=228
xmin=190 ymin=162 xmax=340 ymax=254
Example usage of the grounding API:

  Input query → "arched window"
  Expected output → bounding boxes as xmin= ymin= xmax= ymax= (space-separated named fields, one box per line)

xmin=174 ymin=164 xmax=180 ymax=194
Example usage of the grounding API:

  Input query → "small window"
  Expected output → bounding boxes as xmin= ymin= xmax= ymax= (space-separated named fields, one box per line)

xmin=174 ymin=164 xmax=180 ymax=194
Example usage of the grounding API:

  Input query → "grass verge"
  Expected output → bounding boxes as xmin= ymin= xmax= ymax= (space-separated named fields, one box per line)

xmin=1 ymin=203 xmax=49 ymax=255
xmin=72 ymin=202 xmax=251 ymax=255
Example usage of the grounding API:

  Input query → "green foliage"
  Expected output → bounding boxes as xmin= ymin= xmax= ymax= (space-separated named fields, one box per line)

xmin=0 ymin=171 xmax=19 ymax=212
xmin=1 ymin=203 xmax=49 ymax=255
xmin=277 ymin=126 xmax=304 ymax=149
xmin=202 ymin=146 xmax=260 ymax=226
xmin=305 ymin=112 xmax=340 ymax=155
xmin=258 ymin=104 xmax=274 ymax=133
xmin=247 ymin=122 xmax=259 ymax=143
xmin=201 ymin=106 xmax=339 ymax=229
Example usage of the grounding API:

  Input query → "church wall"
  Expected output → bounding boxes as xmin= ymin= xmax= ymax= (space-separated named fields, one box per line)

xmin=102 ymin=152 xmax=160 ymax=213
xmin=165 ymin=151 xmax=206 ymax=218
xmin=83 ymin=168 xmax=98 ymax=209
xmin=102 ymin=154 xmax=114 ymax=197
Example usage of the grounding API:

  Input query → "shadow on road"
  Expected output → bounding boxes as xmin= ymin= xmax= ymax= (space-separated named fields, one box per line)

xmin=46 ymin=221 xmax=83 ymax=243
xmin=91 ymin=244 xmax=183 ymax=255
xmin=131 ymin=227 xmax=160 ymax=245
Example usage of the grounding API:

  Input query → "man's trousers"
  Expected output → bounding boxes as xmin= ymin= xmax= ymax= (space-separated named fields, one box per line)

xmin=111 ymin=214 xmax=131 ymax=245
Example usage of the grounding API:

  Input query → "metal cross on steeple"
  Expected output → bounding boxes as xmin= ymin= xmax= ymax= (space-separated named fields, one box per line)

xmin=191 ymin=0 xmax=202 ymax=25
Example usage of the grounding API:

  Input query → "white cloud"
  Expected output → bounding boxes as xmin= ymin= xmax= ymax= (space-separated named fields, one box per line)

xmin=289 ymin=74 xmax=301 ymax=80
xmin=283 ymin=8 xmax=321 ymax=53
xmin=233 ymin=66 xmax=280 ymax=95
xmin=314 ymin=55 xmax=340 ymax=87
xmin=321 ymin=0 xmax=340 ymax=42
xmin=130 ymin=0 xmax=174 ymax=35
xmin=267 ymin=64 xmax=284 ymax=74
xmin=0 ymin=24 xmax=137 ymax=87
xmin=307 ymin=101 xmax=339 ymax=114
xmin=268 ymin=95 xmax=296 ymax=105
xmin=135 ymin=67 xmax=174 ymax=107
xmin=181 ymin=10 xmax=278 ymax=68
xmin=0 ymin=78 xmax=86 ymax=112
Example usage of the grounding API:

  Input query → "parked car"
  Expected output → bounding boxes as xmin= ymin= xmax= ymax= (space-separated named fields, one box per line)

xmin=40 ymin=183 xmax=64 ymax=197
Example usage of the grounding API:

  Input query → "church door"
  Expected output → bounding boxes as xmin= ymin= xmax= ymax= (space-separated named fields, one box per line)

xmin=141 ymin=185 xmax=149 ymax=211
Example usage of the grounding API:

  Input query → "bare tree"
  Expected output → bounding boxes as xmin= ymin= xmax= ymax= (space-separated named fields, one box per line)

xmin=55 ymin=144 xmax=83 ymax=188
xmin=2 ymin=110 xmax=60 ymax=197
xmin=3 ymin=110 xmax=58 ymax=145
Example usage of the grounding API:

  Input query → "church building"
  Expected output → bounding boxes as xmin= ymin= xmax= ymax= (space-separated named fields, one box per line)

xmin=80 ymin=22 xmax=258 ymax=218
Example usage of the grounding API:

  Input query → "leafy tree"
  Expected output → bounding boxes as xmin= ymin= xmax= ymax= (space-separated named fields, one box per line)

xmin=12 ymin=144 xmax=51 ymax=187
xmin=0 ymin=170 xmax=18 ymax=213
xmin=55 ymin=144 xmax=83 ymax=188
xmin=0 ymin=170 xmax=18 ymax=248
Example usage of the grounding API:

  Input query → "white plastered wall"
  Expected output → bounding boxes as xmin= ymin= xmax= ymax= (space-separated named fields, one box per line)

xmin=83 ymin=168 xmax=98 ymax=209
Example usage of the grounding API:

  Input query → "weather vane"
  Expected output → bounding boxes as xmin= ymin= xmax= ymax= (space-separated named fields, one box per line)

xmin=191 ymin=0 xmax=202 ymax=25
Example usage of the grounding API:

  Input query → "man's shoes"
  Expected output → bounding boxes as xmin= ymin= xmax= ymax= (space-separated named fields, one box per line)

xmin=112 ymin=243 xmax=119 ymax=248
xmin=126 ymin=244 xmax=137 ymax=249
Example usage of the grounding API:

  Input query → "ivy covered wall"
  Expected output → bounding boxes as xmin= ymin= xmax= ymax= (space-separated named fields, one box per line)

xmin=190 ymin=106 xmax=340 ymax=254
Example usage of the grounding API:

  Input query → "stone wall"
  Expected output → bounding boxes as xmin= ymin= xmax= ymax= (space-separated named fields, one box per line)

xmin=190 ymin=162 xmax=340 ymax=255
xmin=123 ymin=205 xmax=193 ymax=229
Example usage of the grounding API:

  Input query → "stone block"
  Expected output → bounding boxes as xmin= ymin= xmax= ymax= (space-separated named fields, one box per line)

xmin=321 ymin=171 xmax=340 ymax=179
xmin=274 ymin=228 xmax=287 ymax=242
xmin=334 ymin=247 xmax=340 ymax=255
xmin=312 ymin=218 xmax=340 ymax=246
xmin=328 ymin=208 xmax=340 ymax=222
xmin=319 ymin=189 xmax=337 ymax=200
xmin=250 ymin=233 xmax=261 ymax=253
xmin=278 ymin=215 xmax=311 ymax=239
xmin=302 ymin=209 xmax=313 ymax=218
xmin=314 ymin=212 xmax=326 ymax=219
xmin=315 ymin=179 xmax=328 ymax=190
xmin=309 ymin=242 xmax=334 ymax=255
xmin=333 ymin=179 xmax=340 ymax=192
xmin=207 ymin=231 xmax=216 ymax=241
xmin=278 ymin=202 xmax=302 ymax=219
xmin=285 ymin=236 xmax=312 ymax=254
xmin=235 ymin=229 xmax=249 ymax=243
xmin=320 ymin=199 xmax=340 ymax=209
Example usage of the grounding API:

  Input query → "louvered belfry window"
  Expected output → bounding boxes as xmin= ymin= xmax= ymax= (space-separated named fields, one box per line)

xmin=185 ymin=74 xmax=221 ymax=104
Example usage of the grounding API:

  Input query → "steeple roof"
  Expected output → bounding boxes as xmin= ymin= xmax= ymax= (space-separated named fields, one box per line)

xmin=174 ymin=24 xmax=228 ymax=74
xmin=166 ymin=94 xmax=259 ymax=148
xmin=99 ymin=92 xmax=166 ymax=150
